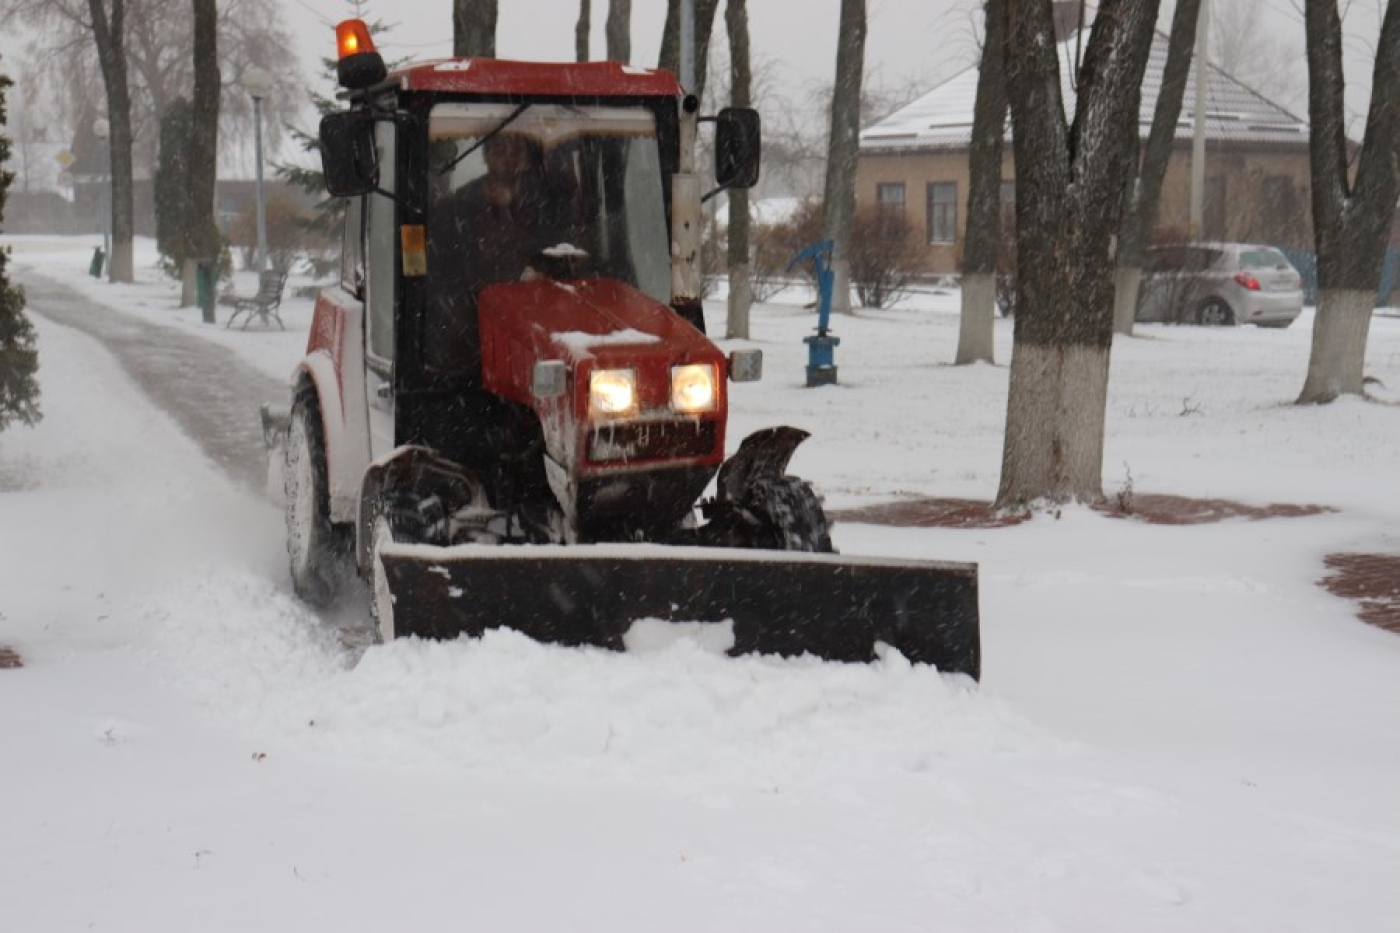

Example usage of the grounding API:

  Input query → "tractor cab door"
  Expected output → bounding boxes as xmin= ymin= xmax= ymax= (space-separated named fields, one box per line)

xmin=363 ymin=119 xmax=397 ymax=458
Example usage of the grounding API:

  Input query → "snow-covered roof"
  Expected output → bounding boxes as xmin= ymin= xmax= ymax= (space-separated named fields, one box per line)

xmin=860 ymin=28 xmax=1309 ymax=154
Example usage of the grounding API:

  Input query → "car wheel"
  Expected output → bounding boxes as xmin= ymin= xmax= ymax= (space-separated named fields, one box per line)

xmin=285 ymin=393 xmax=350 ymax=605
xmin=1196 ymin=298 xmax=1235 ymax=326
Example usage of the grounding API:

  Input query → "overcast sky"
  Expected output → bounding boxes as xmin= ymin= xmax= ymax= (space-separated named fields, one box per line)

xmin=284 ymin=0 xmax=987 ymax=101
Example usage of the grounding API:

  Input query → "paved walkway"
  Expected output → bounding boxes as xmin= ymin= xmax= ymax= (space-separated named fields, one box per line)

xmin=18 ymin=270 xmax=287 ymax=496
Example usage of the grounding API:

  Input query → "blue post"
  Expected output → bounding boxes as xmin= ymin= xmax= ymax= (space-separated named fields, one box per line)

xmin=789 ymin=241 xmax=841 ymax=387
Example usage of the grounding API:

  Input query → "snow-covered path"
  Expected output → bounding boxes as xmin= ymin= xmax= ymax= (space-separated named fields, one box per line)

xmin=18 ymin=271 xmax=285 ymax=494
xmin=2 ymin=241 xmax=1399 ymax=931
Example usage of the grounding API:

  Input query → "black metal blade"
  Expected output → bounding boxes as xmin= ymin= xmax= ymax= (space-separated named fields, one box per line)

xmin=379 ymin=545 xmax=980 ymax=679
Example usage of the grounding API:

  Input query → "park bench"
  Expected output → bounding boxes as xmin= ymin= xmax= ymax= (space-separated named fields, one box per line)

xmin=221 ymin=269 xmax=288 ymax=330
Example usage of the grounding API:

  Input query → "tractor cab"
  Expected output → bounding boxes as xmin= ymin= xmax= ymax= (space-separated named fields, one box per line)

xmin=314 ymin=20 xmax=764 ymax=540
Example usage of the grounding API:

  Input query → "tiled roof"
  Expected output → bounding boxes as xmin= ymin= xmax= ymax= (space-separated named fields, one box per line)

xmin=860 ymin=27 xmax=1309 ymax=153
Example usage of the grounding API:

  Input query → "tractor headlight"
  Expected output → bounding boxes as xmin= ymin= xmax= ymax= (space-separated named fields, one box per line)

xmin=671 ymin=363 xmax=718 ymax=413
xmin=589 ymin=368 xmax=638 ymax=418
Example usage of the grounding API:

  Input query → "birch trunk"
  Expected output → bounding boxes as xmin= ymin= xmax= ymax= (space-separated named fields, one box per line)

xmin=188 ymin=0 xmax=220 ymax=321
xmin=453 ymin=0 xmax=498 ymax=58
xmin=725 ymin=0 xmax=752 ymax=339
xmin=606 ymin=0 xmax=631 ymax=61
xmin=821 ymin=0 xmax=866 ymax=316
xmin=957 ymin=273 xmax=997 ymax=364
xmin=1114 ymin=0 xmax=1203 ymax=338
xmin=955 ymin=0 xmax=1006 ymax=364
xmin=1296 ymin=0 xmax=1400 ymax=403
xmin=995 ymin=0 xmax=1160 ymax=509
xmin=88 ymin=0 xmax=134 ymax=283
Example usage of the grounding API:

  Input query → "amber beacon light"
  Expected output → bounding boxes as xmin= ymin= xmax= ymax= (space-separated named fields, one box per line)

xmin=335 ymin=19 xmax=386 ymax=90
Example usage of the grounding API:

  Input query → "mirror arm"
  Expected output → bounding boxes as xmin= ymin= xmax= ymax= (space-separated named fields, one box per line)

xmin=700 ymin=183 xmax=729 ymax=204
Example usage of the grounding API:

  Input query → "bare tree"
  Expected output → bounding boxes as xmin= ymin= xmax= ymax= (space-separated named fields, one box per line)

xmin=185 ymin=0 xmax=218 ymax=319
xmin=454 ymin=0 xmax=497 ymax=58
xmin=576 ymin=0 xmax=591 ymax=62
xmin=659 ymin=0 xmax=722 ymax=96
xmin=996 ymin=0 xmax=1161 ymax=509
xmin=606 ymin=0 xmax=631 ymax=61
xmin=821 ymin=0 xmax=866 ymax=314
xmin=725 ymin=0 xmax=753 ymax=338
xmin=1113 ymin=0 xmax=1203 ymax=336
xmin=86 ymin=0 xmax=135 ymax=283
xmin=1297 ymin=0 xmax=1400 ymax=403
xmin=955 ymin=0 xmax=1007 ymax=364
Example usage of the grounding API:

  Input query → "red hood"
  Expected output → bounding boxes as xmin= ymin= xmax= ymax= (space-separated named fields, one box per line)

xmin=478 ymin=278 xmax=724 ymax=409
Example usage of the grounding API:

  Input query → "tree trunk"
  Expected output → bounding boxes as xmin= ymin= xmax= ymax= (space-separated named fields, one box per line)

xmin=88 ymin=0 xmax=134 ymax=283
xmin=995 ymin=0 xmax=1161 ymax=509
xmin=454 ymin=0 xmax=498 ymax=58
xmin=606 ymin=0 xmax=631 ymax=61
xmin=576 ymin=0 xmax=591 ymax=62
xmin=725 ymin=0 xmax=752 ymax=339
xmin=821 ymin=0 xmax=866 ymax=315
xmin=1297 ymin=0 xmax=1400 ymax=403
xmin=187 ymin=0 xmax=219 ymax=320
xmin=1114 ymin=0 xmax=1203 ymax=336
xmin=659 ymin=0 xmax=722 ymax=97
xmin=956 ymin=0 xmax=1007 ymax=364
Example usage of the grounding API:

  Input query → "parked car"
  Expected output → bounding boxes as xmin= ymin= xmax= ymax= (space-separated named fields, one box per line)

xmin=1137 ymin=243 xmax=1305 ymax=328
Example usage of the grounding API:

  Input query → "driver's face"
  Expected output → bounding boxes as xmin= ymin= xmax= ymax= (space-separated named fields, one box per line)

xmin=485 ymin=134 xmax=532 ymax=183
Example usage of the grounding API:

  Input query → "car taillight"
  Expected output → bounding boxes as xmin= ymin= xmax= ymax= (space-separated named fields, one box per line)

xmin=1233 ymin=272 xmax=1261 ymax=291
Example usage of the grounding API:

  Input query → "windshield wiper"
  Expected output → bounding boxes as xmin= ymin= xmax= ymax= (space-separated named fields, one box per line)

xmin=439 ymin=102 xmax=532 ymax=176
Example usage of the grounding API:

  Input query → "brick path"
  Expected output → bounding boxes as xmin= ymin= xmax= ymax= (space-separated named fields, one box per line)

xmin=1320 ymin=554 xmax=1400 ymax=634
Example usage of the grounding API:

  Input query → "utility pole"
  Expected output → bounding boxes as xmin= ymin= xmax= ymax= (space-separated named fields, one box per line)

xmin=241 ymin=67 xmax=274 ymax=274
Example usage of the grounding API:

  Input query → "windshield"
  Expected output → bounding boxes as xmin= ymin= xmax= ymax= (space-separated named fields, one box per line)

xmin=427 ymin=103 xmax=670 ymax=301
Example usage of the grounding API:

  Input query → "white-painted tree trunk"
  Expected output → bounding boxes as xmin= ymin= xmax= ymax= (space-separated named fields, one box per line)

xmin=955 ymin=272 xmax=996 ymax=364
xmin=831 ymin=257 xmax=853 ymax=315
xmin=107 ymin=240 xmax=134 ymax=285
xmin=1298 ymin=289 xmax=1374 ymax=402
xmin=997 ymin=342 xmax=1111 ymax=507
xmin=1113 ymin=264 xmax=1141 ymax=337
xmin=181 ymin=259 xmax=197 ymax=308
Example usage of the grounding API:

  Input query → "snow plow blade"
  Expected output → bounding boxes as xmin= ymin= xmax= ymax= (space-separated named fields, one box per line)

xmin=378 ymin=545 xmax=980 ymax=679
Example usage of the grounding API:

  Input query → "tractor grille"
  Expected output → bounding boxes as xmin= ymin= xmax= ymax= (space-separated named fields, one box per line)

xmin=587 ymin=420 xmax=717 ymax=464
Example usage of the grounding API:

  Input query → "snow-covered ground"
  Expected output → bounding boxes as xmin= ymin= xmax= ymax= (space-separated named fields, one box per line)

xmin=3 ymin=236 xmax=1399 ymax=932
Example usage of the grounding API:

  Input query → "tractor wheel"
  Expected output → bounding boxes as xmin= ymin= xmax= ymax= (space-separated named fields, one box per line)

xmin=285 ymin=394 xmax=350 ymax=606
xmin=746 ymin=476 xmax=835 ymax=553
xmin=1196 ymin=298 xmax=1235 ymax=326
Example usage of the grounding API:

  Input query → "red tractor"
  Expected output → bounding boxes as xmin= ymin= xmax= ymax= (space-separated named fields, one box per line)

xmin=272 ymin=20 xmax=979 ymax=676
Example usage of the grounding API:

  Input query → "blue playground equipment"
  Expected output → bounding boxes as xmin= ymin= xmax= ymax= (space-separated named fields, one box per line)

xmin=789 ymin=241 xmax=841 ymax=387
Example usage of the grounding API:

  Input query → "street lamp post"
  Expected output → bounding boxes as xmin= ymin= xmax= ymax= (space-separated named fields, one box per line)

xmin=92 ymin=117 xmax=110 ymax=276
xmin=240 ymin=67 xmax=274 ymax=274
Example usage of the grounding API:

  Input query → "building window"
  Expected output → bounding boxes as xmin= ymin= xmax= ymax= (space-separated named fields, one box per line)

xmin=876 ymin=182 xmax=906 ymax=212
xmin=927 ymin=182 xmax=957 ymax=244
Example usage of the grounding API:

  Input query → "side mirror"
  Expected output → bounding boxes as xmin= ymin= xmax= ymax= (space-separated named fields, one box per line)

xmin=319 ymin=111 xmax=379 ymax=198
xmin=714 ymin=107 xmax=760 ymax=190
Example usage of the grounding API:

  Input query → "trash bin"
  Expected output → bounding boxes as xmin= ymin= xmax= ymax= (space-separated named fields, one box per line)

xmin=88 ymin=247 xmax=105 ymax=278
xmin=194 ymin=260 xmax=217 ymax=323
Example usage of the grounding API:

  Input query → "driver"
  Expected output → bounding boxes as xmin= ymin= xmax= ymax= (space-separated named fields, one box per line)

xmin=426 ymin=133 xmax=579 ymax=373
